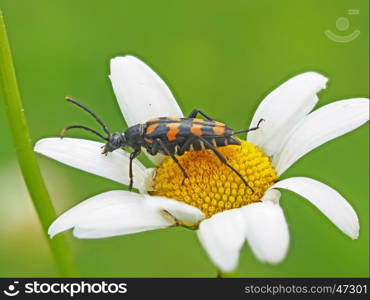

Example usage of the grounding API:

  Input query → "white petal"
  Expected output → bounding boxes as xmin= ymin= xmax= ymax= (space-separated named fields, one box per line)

xmin=49 ymin=191 xmax=170 ymax=238
xmin=273 ymin=98 xmax=369 ymax=175
xmin=143 ymin=195 xmax=205 ymax=226
xmin=35 ymin=138 xmax=148 ymax=190
xmin=197 ymin=209 xmax=246 ymax=272
xmin=110 ymin=56 xmax=183 ymax=126
xmin=49 ymin=191 xmax=204 ymax=239
xmin=272 ymin=177 xmax=359 ymax=239
xmin=247 ymin=72 xmax=328 ymax=156
xmin=110 ymin=56 xmax=183 ymax=165
xmin=260 ymin=188 xmax=281 ymax=204
xmin=242 ymin=201 xmax=289 ymax=263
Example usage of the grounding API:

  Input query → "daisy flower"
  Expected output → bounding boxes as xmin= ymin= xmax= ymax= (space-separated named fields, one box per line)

xmin=34 ymin=56 xmax=369 ymax=273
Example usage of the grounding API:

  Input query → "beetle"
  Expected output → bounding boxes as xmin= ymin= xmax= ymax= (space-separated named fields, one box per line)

xmin=61 ymin=97 xmax=264 ymax=192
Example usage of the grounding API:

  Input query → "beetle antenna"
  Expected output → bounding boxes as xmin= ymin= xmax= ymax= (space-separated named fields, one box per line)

xmin=234 ymin=118 xmax=265 ymax=134
xmin=65 ymin=97 xmax=111 ymax=135
xmin=61 ymin=125 xmax=109 ymax=141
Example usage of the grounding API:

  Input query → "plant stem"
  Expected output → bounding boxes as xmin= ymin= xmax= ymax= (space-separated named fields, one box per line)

xmin=0 ymin=10 xmax=76 ymax=277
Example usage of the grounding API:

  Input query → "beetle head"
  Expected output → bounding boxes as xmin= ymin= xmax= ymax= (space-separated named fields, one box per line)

xmin=102 ymin=132 xmax=127 ymax=154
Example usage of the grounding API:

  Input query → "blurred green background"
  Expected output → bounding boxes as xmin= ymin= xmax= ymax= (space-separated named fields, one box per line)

xmin=0 ymin=0 xmax=368 ymax=277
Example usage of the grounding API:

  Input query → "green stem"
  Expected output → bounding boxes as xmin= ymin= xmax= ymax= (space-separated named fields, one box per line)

xmin=0 ymin=10 xmax=76 ymax=277
xmin=217 ymin=270 xmax=238 ymax=278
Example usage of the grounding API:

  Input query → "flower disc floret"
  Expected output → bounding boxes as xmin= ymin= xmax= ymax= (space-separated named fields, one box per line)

xmin=152 ymin=140 xmax=277 ymax=217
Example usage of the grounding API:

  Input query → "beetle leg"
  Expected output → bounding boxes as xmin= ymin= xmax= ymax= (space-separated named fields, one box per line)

xmin=129 ymin=149 xmax=141 ymax=191
xmin=177 ymin=136 xmax=197 ymax=156
xmin=195 ymin=135 xmax=254 ymax=192
xmin=188 ymin=109 xmax=215 ymax=121
xmin=147 ymin=142 xmax=159 ymax=156
xmin=233 ymin=118 xmax=264 ymax=135
xmin=155 ymin=138 xmax=189 ymax=183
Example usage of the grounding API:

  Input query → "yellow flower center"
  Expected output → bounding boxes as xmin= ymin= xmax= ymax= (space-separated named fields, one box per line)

xmin=151 ymin=140 xmax=277 ymax=218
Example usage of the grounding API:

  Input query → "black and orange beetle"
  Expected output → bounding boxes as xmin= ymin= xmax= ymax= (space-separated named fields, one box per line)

xmin=61 ymin=97 xmax=264 ymax=192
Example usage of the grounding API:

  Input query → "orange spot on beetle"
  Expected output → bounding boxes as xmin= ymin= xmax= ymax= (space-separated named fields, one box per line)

xmin=147 ymin=118 xmax=160 ymax=123
xmin=214 ymin=121 xmax=225 ymax=127
xmin=213 ymin=126 xmax=225 ymax=136
xmin=190 ymin=124 xmax=203 ymax=136
xmin=166 ymin=124 xmax=180 ymax=141
xmin=146 ymin=123 xmax=160 ymax=134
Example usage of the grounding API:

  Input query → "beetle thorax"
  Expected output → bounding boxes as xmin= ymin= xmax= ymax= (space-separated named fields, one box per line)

xmin=124 ymin=124 xmax=145 ymax=148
